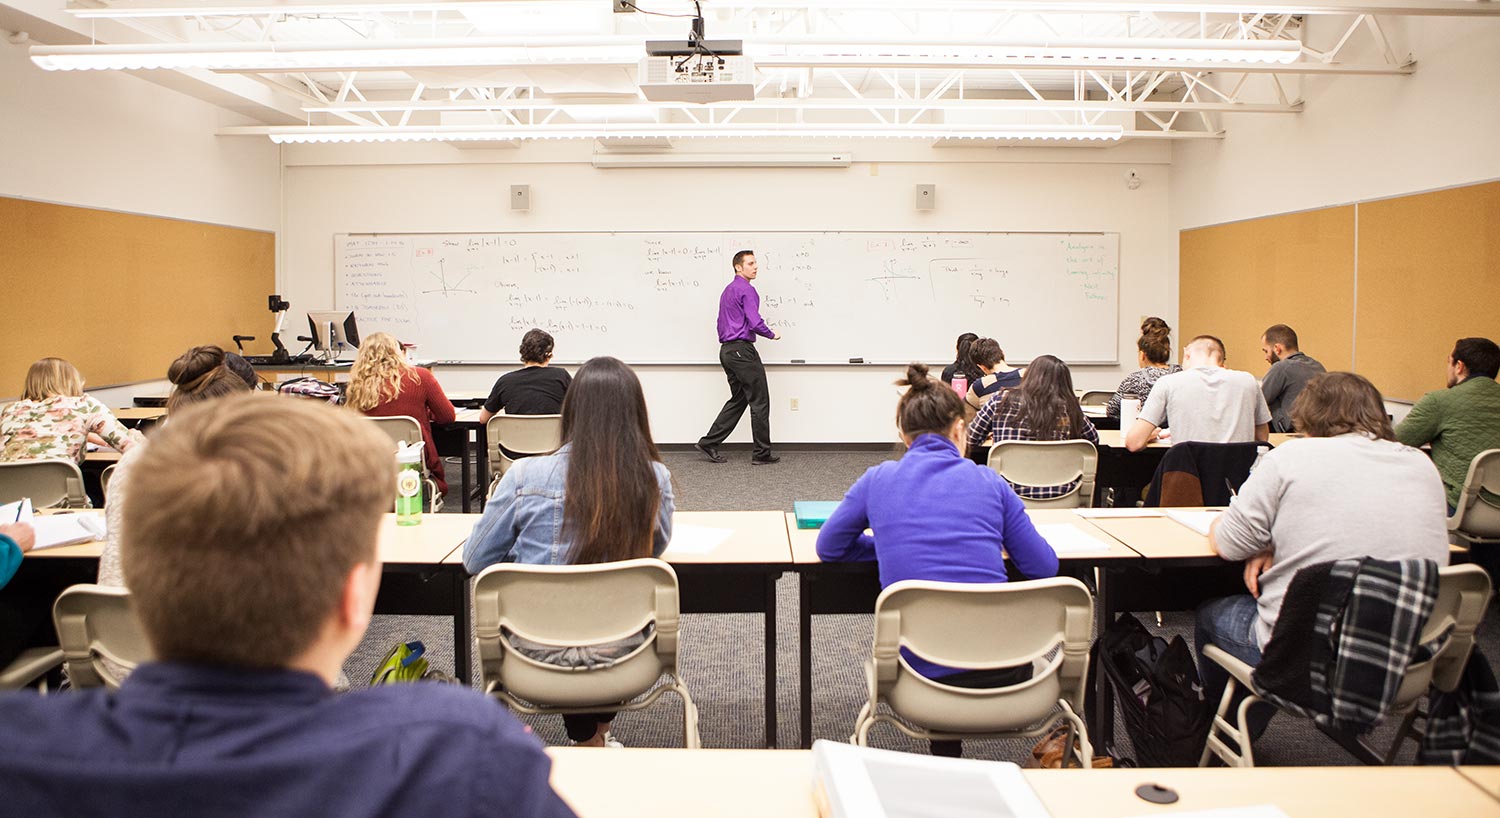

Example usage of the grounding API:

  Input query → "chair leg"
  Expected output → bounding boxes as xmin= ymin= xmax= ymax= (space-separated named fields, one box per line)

xmin=1199 ymin=677 xmax=1242 ymax=767
xmin=1057 ymin=702 xmax=1093 ymax=769
xmin=850 ymin=702 xmax=874 ymax=746
xmin=675 ymin=682 xmax=702 ymax=750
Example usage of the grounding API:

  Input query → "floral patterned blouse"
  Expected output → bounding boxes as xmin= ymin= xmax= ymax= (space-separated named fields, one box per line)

xmin=0 ymin=395 xmax=143 ymax=463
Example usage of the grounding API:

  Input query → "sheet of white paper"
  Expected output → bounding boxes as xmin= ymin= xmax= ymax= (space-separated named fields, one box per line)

xmin=664 ymin=524 xmax=734 ymax=555
xmin=1072 ymin=507 xmax=1163 ymax=518
xmin=1125 ymin=806 xmax=1290 ymax=818
xmin=1033 ymin=524 xmax=1114 ymax=555
xmin=0 ymin=498 xmax=32 ymax=524
xmin=30 ymin=513 xmax=107 ymax=550
xmin=1164 ymin=509 xmax=1224 ymax=537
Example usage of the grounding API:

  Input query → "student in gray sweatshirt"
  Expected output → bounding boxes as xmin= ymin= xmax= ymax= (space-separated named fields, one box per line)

xmin=1197 ymin=371 xmax=1450 ymax=709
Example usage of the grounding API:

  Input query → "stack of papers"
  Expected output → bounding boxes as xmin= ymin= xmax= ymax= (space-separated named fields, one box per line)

xmin=663 ymin=524 xmax=733 ymax=555
xmin=813 ymin=739 xmax=1054 ymax=818
xmin=1163 ymin=510 xmax=1224 ymax=537
xmin=1033 ymin=524 xmax=1114 ymax=555
xmin=1 ymin=499 xmax=107 ymax=549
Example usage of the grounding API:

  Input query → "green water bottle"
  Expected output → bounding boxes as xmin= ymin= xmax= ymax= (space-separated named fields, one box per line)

xmin=395 ymin=441 xmax=424 ymax=526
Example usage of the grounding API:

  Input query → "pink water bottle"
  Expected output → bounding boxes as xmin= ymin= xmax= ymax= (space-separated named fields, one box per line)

xmin=952 ymin=375 xmax=968 ymax=400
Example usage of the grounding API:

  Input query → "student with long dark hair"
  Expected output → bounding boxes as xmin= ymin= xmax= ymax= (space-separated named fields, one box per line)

xmin=967 ymin=355 xmax=1098 ymax=499
xmin=463 ymin=356 xmax=674 ymax=747
xmin=940 ymin=332 xmax=980 ymax=386
xmin=818 ymin=363 xmax=1058 ymax=758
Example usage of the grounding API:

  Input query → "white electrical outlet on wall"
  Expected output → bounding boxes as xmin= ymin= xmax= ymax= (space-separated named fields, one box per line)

xmin=790 ymin=398 xmax=800 ymax=411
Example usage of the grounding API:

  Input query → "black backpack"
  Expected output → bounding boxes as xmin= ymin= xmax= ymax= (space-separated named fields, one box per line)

xmin=1092 ymin=612 xmax=1212 ymax=766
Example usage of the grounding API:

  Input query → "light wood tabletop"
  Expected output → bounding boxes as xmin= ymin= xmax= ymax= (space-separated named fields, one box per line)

xmin=112 ymin=406 xmax=168 ymax=421
xmin=83 ymin=450 xmax=123 ymax=463
xmin=26 ymin=512 xmax=479 ymax=566
xmin=1082 ymin=512 xmax=1220 ymax=559
xmin=785 ymin=508 xmax=1138 ymax=564
xmin=1095 ymin=430 xmax=1300 ymax=449
xmin=545 ymin=748 xmax=1496 ymax=818
xmin=1458 ymin=766 xmax=1500 ymax=802
xmin=663 ymin=510 xmax=794 ymax=565
xmin=452 ymin=407 xmax=484 ymax=424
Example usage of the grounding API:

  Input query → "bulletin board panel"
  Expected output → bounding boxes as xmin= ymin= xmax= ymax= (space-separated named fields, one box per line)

xmin=1354 ymin=181 xmax=1500 ymax=402
xmin=1 ymin=197 xmax=275 ymax=396
xmin=1179 ymin=205 xmax=1356 ymax=379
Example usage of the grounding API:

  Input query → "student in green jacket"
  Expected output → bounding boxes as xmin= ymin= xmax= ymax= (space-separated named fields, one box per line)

xmin=1395 ymin=337 xmax=1500 ymax=512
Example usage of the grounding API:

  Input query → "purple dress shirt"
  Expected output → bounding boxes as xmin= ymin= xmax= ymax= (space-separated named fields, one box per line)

xmin=716 ymin=275 xmax=774 ymax=343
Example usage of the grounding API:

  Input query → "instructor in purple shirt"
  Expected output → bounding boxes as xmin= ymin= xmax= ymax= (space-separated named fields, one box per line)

xmin=696 ymin=249 xmax=781 ymax=465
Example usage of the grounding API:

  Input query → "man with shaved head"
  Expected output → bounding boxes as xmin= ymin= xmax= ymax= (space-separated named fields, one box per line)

xmin=1125 ymin=334 xmax=1271 ymax=452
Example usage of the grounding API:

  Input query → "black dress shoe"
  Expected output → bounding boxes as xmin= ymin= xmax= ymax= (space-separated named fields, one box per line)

xmin=751 ymin=454 xmax=781 ymax=465
xmin=695 ymin=442 xmax=727 ymax=463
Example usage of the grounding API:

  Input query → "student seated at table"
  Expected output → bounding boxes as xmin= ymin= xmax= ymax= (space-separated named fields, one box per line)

xmin=967 ymin=355 xmax=1099 ymax=494
xmin=346 ymin=331 xmax=456 ymax=495
xmin=1198 ymin=372 xmax=1449 ymax=723
xmin=1106 ymin=316 xmax=1181 ymax=419
xmin=1394 ymin=336 xmax=1500 ymax=514
xmin=940 ymin=331 xmax=980 ymax=387
xmin=1124 ymin=335 xmax=1270 ymax=452
xmin=0 ymin=522 xmax=38 ymax=668
xmin=479 ymin=328 xmax=572 ymax=423
xmin=0 ymin=357 xmax=142 ymax=464
xmin=0 ymin=396 xmax=575 ymax=818
xmin=817 ymin=363 xmax=1059 ymax=758
xmin=963 ymin=338 xmax=1025 ymax=420
xmin=464 ymin=356 xmax=673 ymax=748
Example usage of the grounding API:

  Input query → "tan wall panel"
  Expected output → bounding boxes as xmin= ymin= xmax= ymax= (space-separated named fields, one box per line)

xmin=1179 ymin=206 xmax=1356 ymax=379
xmin=1355 ymin=181 xmax=1500 ymax=402
xmin=3 ymin=197 xmax=275 ymax=397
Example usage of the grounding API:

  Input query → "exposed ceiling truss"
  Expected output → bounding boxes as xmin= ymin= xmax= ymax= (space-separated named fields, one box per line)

xmin=11 ymin=0 xmax=1497 ymax=145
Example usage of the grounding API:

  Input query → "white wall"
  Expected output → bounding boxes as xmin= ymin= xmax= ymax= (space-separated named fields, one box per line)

xmin=282 ymin=142 xmax=1172 ymax=442
xmin=1170 ymin=18 xmax=1500 ymax=231
xmin=0 ymin=41 xmax=279 ymax=231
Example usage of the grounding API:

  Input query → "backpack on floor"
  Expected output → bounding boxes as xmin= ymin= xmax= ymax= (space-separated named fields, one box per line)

xmin=370 ymin=641 xmax=457 ymax=686
xmin=1094 ymin=612 xmax=1212 ymax=766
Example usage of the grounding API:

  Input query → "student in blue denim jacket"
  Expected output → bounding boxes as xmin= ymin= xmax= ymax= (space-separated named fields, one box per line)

xmin=463 ymin=356 xmax=674 ymax=747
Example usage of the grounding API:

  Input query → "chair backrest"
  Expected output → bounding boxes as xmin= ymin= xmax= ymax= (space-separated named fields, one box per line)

xmin=1078 ymin=390 xmax=1113 ymax=408
xmin=486 ymin=414 xmax=563 ymax=477
xmin=1144 ymin=441 xmax=1268 ymax=507
xmin=873 ymin=577 xmax=1093 ymax=731
xmin=0 ymin=459 xmax=89 ymax=508
xmin=367 ymin=415 xmax=424 ymax=449
xmin=52 ymin=584 xmax=153 ymax=689
xmin=473 ymin=558 xmax=679 ymax=707
xmin=1449 ymin=449 xmax=1500 ymax=544
xmin=1404 ymin=564 xmax=1492 ymax=703
xmin=987 ymin=439 xmax=1098 ymax=509
xmin=100 ymin=463 xmax=119 ymax=501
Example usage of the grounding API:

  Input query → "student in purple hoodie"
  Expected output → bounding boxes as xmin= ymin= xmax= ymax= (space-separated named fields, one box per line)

xmin=817 ymin=362 xmax=1059 ymax=758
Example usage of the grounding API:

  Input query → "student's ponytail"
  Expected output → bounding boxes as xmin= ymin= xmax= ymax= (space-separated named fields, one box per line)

xmin=895 ymin=363 xmax=965 ymax=439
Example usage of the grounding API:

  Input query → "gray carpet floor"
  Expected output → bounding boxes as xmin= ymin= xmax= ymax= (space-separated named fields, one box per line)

xmin=344 ymin=443 xmax=1500 ymax=765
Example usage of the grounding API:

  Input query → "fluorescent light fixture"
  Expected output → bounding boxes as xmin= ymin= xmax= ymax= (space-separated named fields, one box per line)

xmin=593 ymin=153 xmax=853 ymax=168
xmin=233 ymin=123 xmax=1123 ymax=143
xmin=31 ymin=35 xmax=1300 ymax=72
xmin=29 ymin=39 xmax=641 ymax=71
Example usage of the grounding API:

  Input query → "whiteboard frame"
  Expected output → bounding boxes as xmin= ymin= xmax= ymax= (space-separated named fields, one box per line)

xmin=334 ymin=229 xmax=1122 ymax=366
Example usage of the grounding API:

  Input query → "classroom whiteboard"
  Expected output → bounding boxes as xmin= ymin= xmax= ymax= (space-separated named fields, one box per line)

xmin=335 ymin=231 xmax=1118 ymax=364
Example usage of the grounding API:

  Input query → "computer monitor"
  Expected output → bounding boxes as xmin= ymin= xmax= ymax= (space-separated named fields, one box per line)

xmin=307 ymin=310 xmax=361 ymax=359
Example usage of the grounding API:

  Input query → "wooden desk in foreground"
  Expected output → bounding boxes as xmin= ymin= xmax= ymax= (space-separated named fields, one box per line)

xmin=546 ymin=748 xmax=1500 ymax=818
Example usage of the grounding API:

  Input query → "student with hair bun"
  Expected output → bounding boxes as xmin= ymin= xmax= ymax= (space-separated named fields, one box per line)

xmin=1105 ymin=316 xmax=1181 ymax=419
xmin=817 ymin=362 xmax=1059 ymax=758
xmin=166 ymin=346 xmax=254 ymax=413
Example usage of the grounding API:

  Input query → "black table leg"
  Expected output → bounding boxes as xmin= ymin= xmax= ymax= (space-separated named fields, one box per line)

xmin=474 ymin=425 xmax=490 ymax=512
xmin=455 ymin=568 xmax=472 ymax=686
xmin=800 ymin=571 xmax=815 ymax=748
xmin=1092 ymin=566 xmax=1115 ymax=752
xmin=764 ymin=571 xmax=779 ymax=748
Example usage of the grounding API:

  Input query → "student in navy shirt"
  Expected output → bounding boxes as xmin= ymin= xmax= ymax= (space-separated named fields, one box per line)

xmin=817 ymin=362 xmax=1059 ymax=757
xmin=0 ymin=395 xmax=575 ymax=818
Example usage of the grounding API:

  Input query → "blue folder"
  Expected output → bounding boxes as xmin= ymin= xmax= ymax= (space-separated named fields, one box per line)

xmin=793 ymin=501 xmax=841 ymax=530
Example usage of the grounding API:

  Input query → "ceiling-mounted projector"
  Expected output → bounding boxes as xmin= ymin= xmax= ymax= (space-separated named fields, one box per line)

xmin=640 ymin=40 xmax=754 ymax=103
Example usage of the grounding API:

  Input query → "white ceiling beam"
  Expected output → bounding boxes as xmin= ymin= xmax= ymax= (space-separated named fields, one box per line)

xmin=299 ymin=97 xmax=1303 ymax=113
xmin=64 ymin=0 xmax=1500 ymax=18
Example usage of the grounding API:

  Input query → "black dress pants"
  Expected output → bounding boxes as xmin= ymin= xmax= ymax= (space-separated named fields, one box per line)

xmin=700 ymin=340 xmax=772 ymax=459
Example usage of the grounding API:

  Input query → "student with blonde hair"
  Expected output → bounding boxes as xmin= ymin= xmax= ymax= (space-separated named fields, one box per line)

xmin=0 ymin=396 xmax=575 ymax=818
xmin=0 ymin=357 xmax=141 ymax=463
xmin=346 ymin=331 xmax=455 ymax=495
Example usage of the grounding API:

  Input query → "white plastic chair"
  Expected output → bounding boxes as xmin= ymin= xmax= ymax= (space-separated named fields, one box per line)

xmin=1199 ymin=563 xmax=1493 ymax=767
xmin=987 ymin=439 xmax=1099 ymax=509
xmin=473 ymin=558 xmax=700 ymax=748
xmin=850 ymin=577 xmax=1095 ymax=765
xmin=0 ymin=459 xmax=89 ymax=508
xmin=52 ymin=584 xmax=154 ymax=690
xmin=366 ymin=415 xmax=441 ymax=513
xmin=485 ymin=414 xmax=563 ymax=494
xmin=1449 ymin=449 xmax=1500 ymax=548
xmin=1078 ymin=390 xmax=1113 ymax=409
